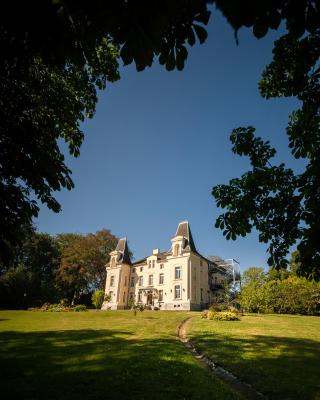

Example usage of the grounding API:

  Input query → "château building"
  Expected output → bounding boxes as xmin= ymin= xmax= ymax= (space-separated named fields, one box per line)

xmin=102 ymin=221 xmax=236 ymax=311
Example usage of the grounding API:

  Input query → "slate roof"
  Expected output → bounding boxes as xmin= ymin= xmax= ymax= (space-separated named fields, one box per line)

xmin=175 ymin=221 xmax=197 ymax=253
xmin=115 ymin=237 xmax=132 ymax=265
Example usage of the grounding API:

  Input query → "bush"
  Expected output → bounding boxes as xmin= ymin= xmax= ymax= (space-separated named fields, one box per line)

xmin=228 ymin=306 xmax=240 ymax=315
xmin=205 ymin=310 xmax=240 ymax=321
xmin=201 ymin=311 xmax=208 ymax=319
xmin=212 ymin=311 xmax=239 ymax=321
xmin=91 ymin=290 xmax=105 ymax=309
xmin=207 ymin=311 xmax=216 ymax=320
xmin=74 ymin=304 xmax=88 ymax=312
xmin=40 ymin=303 xmax=72 ymax=312
xmin=239 ymin=275 xmax=320 ymax=315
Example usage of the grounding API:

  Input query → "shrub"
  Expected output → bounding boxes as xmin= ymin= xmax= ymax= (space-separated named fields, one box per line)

xmin=212 ymin=311 xmax=239 ymax=321
xmin=239 ymin=275 xmax=320 ymax=315
xmin=153 ymin=307 xmax=160 ymax=311
xmin=205 ymin=310 xmax=240 ymax=321
xmin=91 ymin=290 xmax=105 ymax=309
xmin=74 ymin=304 xmax=87 ymax=312
xmin=228 ymin=306 xmax=240 ymax=315
xmin=41 ymin=303 xmax=72 ymax=312
xmin=201 ymin=311 xmax=208 ymax=319
xmin=207 ymin=311 xmax=217 ymax=320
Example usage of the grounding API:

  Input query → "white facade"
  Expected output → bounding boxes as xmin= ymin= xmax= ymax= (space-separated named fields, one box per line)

xmin=102 ymin=221 xmax=230 ymax=311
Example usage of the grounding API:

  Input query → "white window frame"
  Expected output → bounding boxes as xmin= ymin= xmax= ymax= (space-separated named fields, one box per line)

xmin=175 ymin=266 xmax=181 ymax=280
xmin=159 ymin=273 xmax=164 ymax=284
xmin=139 ymin=276 xmax=143 ymax=286
xmin=174 ymin=285 xmax=181 ymax=299
xmin=158 ymin=290 xmax=163 ymax=302
xmin=149 ymin=274 xmax=153 ymax=285
xmin=110 ymin=275 xmax=115 ymax=287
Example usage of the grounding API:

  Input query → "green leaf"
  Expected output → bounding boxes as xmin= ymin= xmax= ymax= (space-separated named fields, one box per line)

xmin=193 ymin=24 xmax=208 ymax=44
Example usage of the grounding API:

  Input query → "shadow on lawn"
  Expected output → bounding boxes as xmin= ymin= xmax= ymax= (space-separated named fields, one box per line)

xmin=191 ymin=331 xmax=320 ymax=400
xmin=0 ymin=329 xmax=238 ymax=400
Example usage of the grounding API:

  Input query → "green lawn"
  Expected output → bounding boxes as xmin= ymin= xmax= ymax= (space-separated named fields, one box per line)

xmin=0 ymin=310 xmax=240 ymax=400
xmin=187 ymin=313 xmax=320 ymax=400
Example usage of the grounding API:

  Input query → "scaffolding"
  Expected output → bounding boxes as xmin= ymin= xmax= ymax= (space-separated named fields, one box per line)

xmin=208 ymin=256 xmax=241 ymax=289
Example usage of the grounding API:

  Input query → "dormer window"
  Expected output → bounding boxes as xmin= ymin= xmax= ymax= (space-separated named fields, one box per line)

xmin=174 ymin=244 xmax=180 ymax=256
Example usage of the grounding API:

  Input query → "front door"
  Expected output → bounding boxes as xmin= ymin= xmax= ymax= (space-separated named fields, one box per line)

xmin=147 ymin=292 xmax=153 ymax=306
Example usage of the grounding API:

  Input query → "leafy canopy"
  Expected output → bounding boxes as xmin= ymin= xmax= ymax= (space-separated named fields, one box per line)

xmin=212 ymin=1 xmax=320 ymax=280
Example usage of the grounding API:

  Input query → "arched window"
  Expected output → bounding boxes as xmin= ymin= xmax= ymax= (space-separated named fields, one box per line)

xmin=174 ymin=244 xmax=179 ymax=256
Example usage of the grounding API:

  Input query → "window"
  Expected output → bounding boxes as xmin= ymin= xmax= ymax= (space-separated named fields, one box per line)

xmin=138 ymin=291 xmax=142 ymax=302
xmin=200 ymin=260 xmax=203 ymax=266
xmin=174 ymin=285 xmax=181 ymax=299
xmin=159 ymin=290 xmax=163 ymax=301
xmin=124 ymin=276 xmax=127 ymax=287
xmin=132 ymin=268 xmax=136 ymax=273
xmin=109 ymin=291 xmax=113 ymax=299
xmin=130 ymin=292 xmax=134 ymax=299
xmin=159 ymin=273 xmax=164 ymax=284
xmin=148 ymin=260 xmax=151 ymax=268
xmin=110 ymin=275 xmax=115 ymax=286
xmin=160 ymin=264 xmax=164 ymax=269
xmin=139 ymin=276 xmax=143 ymax=286
xmin=123 ymin=291 xmax=126 ymax=302
xmin=175 ymin=266 xmax=181 ymax=280
xmin=174 ymin=244 xmax=179 ymax=256
xmin=130 ymin=277 xmax=135 ymax=287
xmin=140 ymin=266 xmax=143 ymax=272
xmin=149 ymin=275 xmax=153 ymax=285
xmin=152 ymin=260 xmax=155 ymax=268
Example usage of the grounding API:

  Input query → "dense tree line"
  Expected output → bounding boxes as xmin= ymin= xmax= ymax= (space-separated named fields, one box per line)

xmin=0 ymin=229 xmax=119 ymax=309
xmin=239 ymin=264 xmax=320 ymax=315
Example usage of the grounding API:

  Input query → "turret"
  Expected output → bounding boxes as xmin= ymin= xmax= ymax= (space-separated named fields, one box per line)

xmin=170 ymin=220 xmax=197 ymax=256
xmin=102 ymin=237 xmax=132 ymax=310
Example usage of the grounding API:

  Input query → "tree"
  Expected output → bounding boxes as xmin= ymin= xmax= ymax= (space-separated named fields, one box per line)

xmin=91 ymin=290 xmax=106 ymax=309
xmin=56 ymin=229 xmax=120 ymax=303
xmin=238 ymin=265 xmax=320 ymax=315
xmin=0 ymin=0 xmax=211 ymax=265
xmin=55 ymin=234 xmax=89 ymax=304
xmin=0 ymin=230 xmax=61 ymax=308
xmin=238 ymin=267 xmax=267 ymax=313
xmin=212 ymin=1 xmax=320 ymax=280
xmin=81 ymin=230 xmax=119 ymax=290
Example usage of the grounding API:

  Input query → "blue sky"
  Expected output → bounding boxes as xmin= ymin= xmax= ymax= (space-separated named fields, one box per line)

xmin=36 ymin=11 xmax=300 ymax=272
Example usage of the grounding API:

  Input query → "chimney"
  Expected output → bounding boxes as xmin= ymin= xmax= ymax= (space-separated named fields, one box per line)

xmin=152 ymin=248 xmax=160 ymax=255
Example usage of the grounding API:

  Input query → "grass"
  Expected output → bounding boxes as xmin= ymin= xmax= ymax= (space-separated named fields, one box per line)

xmin=0 ymin=310 xmax=240 ymax=400
xmin=187 ymin=313 xmax=320 ymax=400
